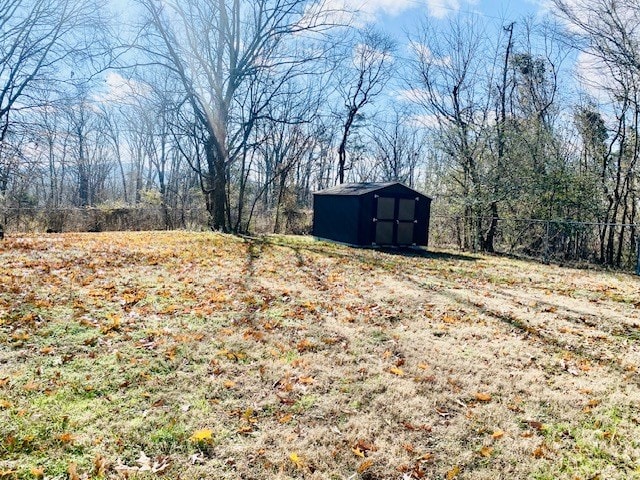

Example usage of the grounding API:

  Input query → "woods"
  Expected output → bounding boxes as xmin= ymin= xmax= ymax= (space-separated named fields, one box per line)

xmin=1 ymin=0 xmax=640 ymax=267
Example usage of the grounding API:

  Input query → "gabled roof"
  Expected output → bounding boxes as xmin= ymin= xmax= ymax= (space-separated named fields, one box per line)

xmin=314 ymin=182 xmax=406 ymax=196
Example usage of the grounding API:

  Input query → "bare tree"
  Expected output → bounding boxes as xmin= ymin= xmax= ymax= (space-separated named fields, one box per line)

xmin=408 ymin=15 xmax=494 ymax=250
xmin=553 ymin=0 xmax=640 ymax=266
xmin=65 ymin=93 xmax=112 ymax=207
xmin=137 ymin=0 xmax=336 ymax=232
xmin=552 ymin=0 xmax=640 ymax=73
xmin=335 ymin=27 xmax=395 ymax=184
xmin=0 ymin=0 xmax=110 ymax=196
xmin=369 ymin=107 xmax=423 ymax=186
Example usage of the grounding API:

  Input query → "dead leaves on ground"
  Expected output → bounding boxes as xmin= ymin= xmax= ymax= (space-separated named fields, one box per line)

xmin=2 ymin=232 xmax=640 ymax=479
xmin=115 ymin=451 xmax=171 ymax=474
xmin=474 ymin=392 xmax=492 ymax=402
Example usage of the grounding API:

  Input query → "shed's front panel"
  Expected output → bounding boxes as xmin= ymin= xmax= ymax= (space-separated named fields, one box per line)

xmin=371 ymin=195 xmax=422 ymax=246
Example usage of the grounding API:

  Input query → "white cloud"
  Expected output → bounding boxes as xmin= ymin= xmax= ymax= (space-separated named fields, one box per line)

xmin=544 ymin=0 xmax=640 ymax=35
xmin=408 ymin=41 xmax=451 ymax=66
xmin=574 ymin=50 xmax=615 ymax=103
xmin=396 ymin=88 xmax=431 ymax=104
xmin=423 ymin=0 xmax=460 ymax=19
xmin=410 ymin=113 xmax=442 ymax=128
xmin=94 ymin=72 xmax=150 ymax=105
xmin=303 ymin=0 xmax=408 ymax=28
xmin=304 ymin=0 xmax=475 ymax=27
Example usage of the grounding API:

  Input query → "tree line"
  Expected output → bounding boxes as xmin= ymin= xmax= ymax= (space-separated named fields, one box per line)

xmin=1 ymin=0 xmax=639 ymax=267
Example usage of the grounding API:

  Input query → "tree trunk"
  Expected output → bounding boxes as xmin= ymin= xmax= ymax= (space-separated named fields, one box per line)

xmin=205 ymin=138 xmax=228 ymax=232
xmin=483 ymin=202 xmax=498 ymax=253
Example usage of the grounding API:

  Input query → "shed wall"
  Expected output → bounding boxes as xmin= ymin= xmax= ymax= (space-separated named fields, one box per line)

xmin=312 ymin=195 xmax=361 ymax=245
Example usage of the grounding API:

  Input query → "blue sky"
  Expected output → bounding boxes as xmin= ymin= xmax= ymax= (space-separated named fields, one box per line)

xmin=345 ymin=0 xmax=546 ymax=35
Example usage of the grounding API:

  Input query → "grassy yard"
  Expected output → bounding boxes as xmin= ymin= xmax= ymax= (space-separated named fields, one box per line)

xmin=1 ymin=231 xmax=640 ymax=479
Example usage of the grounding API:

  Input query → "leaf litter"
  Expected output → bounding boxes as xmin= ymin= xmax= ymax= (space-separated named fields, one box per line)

xmin=0 ymin=232 xmax=639 ymax=479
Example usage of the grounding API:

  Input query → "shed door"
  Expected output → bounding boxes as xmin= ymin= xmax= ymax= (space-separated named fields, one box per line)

xmin=374 ymin=196 xmax=418 ymax=245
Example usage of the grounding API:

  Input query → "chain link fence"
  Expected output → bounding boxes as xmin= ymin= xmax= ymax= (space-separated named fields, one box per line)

xmin=0 ymin=205 xmax=210 ymax=233
xmin=430 ymin=215 xmax=640 ymax=273
xmin=2 ymin=207 xmax=639 ymax=273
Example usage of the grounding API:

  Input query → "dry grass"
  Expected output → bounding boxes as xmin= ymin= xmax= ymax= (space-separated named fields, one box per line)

xmin=1 ymin=231 xmax=640 ymax=480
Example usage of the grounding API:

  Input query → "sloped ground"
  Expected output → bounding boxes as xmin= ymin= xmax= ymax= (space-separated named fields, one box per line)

xmin=1 ymin=231 xmax=639 ymax=479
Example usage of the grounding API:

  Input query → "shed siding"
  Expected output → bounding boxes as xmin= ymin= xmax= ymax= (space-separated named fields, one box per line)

xmin=312 ymin=194 xmax=361 ymax=245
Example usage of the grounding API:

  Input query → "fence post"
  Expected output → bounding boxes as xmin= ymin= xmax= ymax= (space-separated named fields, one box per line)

xmin=543 ymin=220 xmax=550 ymax=264
xmin=636 ymin=236 xmax=640 ymax=276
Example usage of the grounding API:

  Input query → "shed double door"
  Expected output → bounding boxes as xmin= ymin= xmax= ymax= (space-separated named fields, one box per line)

xmin=373 ymin=195 xmax=418 ymax=245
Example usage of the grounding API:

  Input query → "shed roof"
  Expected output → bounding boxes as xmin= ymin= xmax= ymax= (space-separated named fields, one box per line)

xmin=314 ymin=182 xmax=423 ymax=196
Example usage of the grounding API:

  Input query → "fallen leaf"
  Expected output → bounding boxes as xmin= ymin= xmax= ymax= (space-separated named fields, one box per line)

xmin=475 ymin=392 xmax=492 ymax=402
xmin=23 ymin=381 xmax=40 ymax=392
xmin=578 ymin=361 xmax=591 ymax=372
xmin=532 ymin=445 xmax=545 ymax=458
xmin=190 ymin=428 xmax=213 ymax=443
xmin=358 ymin=459 xmax=374 ymax=473
xmin=528 ymin=420 xmax=544 ymax=431
xmin=403 ymin=443 xmax=415 ymax=454
xmin=402 ymin=422 xmax=432 ymax=432
xmin=492 ymin=429 xmax=505 ymax=440
xmin=68 ymin=463 xmax=80 ymax=480
xmin=296 ymin=339 xmax=313 ymax=352
xmin=116 ymin=451 xmax=170 ymax=473
xmin=58 ymin=432 xmax=75 ymax=444
xmin=418 ymin=452 xmax=434 ymax=461
xmin=446 ymin=465 xmax=461 ymax=479
xmin=352 ymin=446 xmax=365 ymax=458
xmin=435 ymin=407 xmax=450 ymax=417
xmin=389 ymin=367 xmax=404 ymax=376
xmin=30 ymin=467 xmax=44 ymax=478
xmin=479 ymin=446 xmax=494 ymax=457
xmin=93 ymin=455 xmax=107 ymax=476
xmin=223 ymin=379 xmax=236 ymax=388
xmin=354 ymin=439 xmax=377 ymax=453
xmin=289 ymin=452 xmax=305 ymax=469
xmin=278 ymin=413 xmax=293 ymax=424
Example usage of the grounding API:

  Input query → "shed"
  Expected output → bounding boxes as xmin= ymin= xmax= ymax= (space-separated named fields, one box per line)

xmin=312 ymin=182 xmax=432 ymax=247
